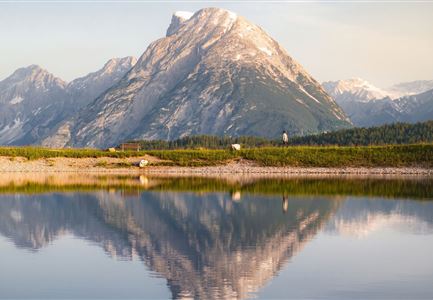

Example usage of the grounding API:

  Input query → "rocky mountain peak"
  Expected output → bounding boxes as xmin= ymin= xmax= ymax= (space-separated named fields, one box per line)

xmin=322 ymin=78 xmax=390 ymax=102
xmin=4 ymin=65 xmax=65 ymax=87
xmin=101 ymin=56 xmax=137 ymax=75
xmin=166 ymin=11 xmax=194 ymax=36
xmin=67 ymin=56 xmax=136 ymax=92
xmin=1 ymin=65 xmax=66 ymax=90
xmin=58 ymin=7 xmax=350 ymax=148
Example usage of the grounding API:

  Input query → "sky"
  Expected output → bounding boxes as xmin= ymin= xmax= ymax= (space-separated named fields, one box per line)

xmin=1 ymin=0 xmax=433 ymax=87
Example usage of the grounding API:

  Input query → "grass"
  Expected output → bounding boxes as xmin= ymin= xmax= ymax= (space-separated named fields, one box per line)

xmin=239 ymin=144 xmax=433 ymax=167
xmin=0 ymin=144 xmax=432 ymax=167
xmin=147 ymin=149 xmax=237 ymax=166
xmin=148 ymin=144 xmax=433 ymax=167
xmin=0 ymin=147 xmax=131 ymax=160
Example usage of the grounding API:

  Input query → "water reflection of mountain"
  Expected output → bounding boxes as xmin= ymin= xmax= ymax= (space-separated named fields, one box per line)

xmin=326 ymin=198 xmax=433 ymax=237
xmin=0 ymin=192 xmax=338 ymax=298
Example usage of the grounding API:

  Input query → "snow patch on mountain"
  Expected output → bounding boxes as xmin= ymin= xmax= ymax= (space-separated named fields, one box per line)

xmin=258 ymin=46 xmax=272 ymax=56
xmin=166 ymin=11 xmax=194 ymax=36
xmin=322 ymin=78 xmax=390 ymax=102
xmin=174 ymin=11 xmax=193 ymax=20
xmin=323 ymin=78 xmax=433 ymax=104
xmin=0 ymin=118 xmax=24 ymax=144
xmin=10 ymin=96 xmax=24 ymax=105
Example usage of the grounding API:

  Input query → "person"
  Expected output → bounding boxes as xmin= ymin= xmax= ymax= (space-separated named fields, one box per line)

xmin=282 ymin=130 xmax=289 ymax=145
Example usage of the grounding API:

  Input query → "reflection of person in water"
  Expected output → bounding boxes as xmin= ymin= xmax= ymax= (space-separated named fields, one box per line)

xmin=282 ymin=195 xmax=288 ymax=213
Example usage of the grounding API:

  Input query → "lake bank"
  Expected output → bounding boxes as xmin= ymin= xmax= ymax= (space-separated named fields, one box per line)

xmin=1 ymin=156 xmax=432 ymax=175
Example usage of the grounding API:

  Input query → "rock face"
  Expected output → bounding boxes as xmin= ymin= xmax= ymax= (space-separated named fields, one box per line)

xmin=0 ymin=57 xmax=136 ymax=146
xmin=166 ymin=11 xmax=194 ymax=36
xmin=54 ymin=8 xmax=350 ymax=148
xmin=323 ymin=78 xmax=433 ymax=127
xmin=0 ymin=65 xmax=68 ymax=145
xmin=67 ymin=56 xmax=137 ymax=109
xmin=322 ymin=78 xmax=391 ymax=103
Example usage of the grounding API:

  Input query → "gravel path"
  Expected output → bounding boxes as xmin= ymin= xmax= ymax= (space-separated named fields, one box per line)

xmin=0 ymin=156 xmax=432 ymax=176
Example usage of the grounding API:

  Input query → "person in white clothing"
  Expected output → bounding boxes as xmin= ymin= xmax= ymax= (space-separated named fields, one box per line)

xmin=282 ymin=130 xmax=289 ymax=145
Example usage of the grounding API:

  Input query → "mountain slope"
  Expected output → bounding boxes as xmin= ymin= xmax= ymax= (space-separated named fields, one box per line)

xmin=0 ymin=57 xmax=136 ymax=146
xmin=67 ymin=56 xmax=137 ymax=108
xmin=394 ymin=89 xmax=433 ymax=123
xmin=322 ymin=78 xmax=390 ymax=103
xmin=323 ymin=79 xmax=433 ymax=127
xmin=0 ymin=65 xmax=68 ymax=145
xmin=341 ymin=91 xmax=433 ymax=127
xmin=51 ymin=8 xmax=350 ymax=148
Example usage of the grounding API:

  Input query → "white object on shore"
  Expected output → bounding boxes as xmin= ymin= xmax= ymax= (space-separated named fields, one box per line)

xmin=139 ymin=159 xmax=149 ymax=168
xmin=231 ymin=144 xmax=241 ymax=151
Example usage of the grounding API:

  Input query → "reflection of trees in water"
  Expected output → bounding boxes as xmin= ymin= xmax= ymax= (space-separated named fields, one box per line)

xmin=1 ymin=190 xmax=432 ymax=298
xmin=1 ymin=175 xmax=432 ymax=200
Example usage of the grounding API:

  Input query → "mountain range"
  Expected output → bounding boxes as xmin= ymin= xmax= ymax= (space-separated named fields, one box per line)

xmin=1 ymin=8 xmax=432 ymax=148
xmin=0 ymin=8 xmax=350 ymax=148
xmin=322 ymin=78 xmax=433 ymax=127
xmin=0 ymin=57 xmax=136 ymax=145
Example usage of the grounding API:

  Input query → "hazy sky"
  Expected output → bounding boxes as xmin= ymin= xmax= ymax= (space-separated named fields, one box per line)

xmin=1 ymin=1 xmax=433 ymax=87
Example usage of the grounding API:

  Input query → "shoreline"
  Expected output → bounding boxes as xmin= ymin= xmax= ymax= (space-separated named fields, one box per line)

xmin=1 ymin=156 xmax=432 ymax=176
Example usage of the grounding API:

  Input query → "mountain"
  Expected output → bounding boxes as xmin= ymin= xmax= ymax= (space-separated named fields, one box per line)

xmin=388 ymin=80 xmax=433 ymax=96
xmin=323 ymin=78 xmax=433 ymax=127
xmin=341 ymin=91 xmax=433 ymax=127
xmin=0 ymin=65 xmax=68 ymax=145
xmin=394 ymin=88 xmax=433 ymax=123
xmin=0 ymin=57 xmax=136 ymax=146
xmin=46 ymin=8 xmax=350 ymax=148
xmin=322 ymin=78 xmax=391 ymax=103
xmin=67 ymin=56 xmax=137 ymax=108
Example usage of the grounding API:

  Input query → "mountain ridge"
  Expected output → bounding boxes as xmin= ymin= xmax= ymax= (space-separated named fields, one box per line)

xmin=48 ymin=7 xmax=350 ymax=148
xmin=323 ymin=78 xmax=433 ymax=127
xmin=0 ymin=57 xmax=137 ymax=145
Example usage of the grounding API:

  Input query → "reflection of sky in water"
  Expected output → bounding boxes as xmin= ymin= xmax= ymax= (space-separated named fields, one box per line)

xmin=0 ymin=189 xmax=432 ymax=299
xmin=0 ymin=234 xmax=170 ymax=299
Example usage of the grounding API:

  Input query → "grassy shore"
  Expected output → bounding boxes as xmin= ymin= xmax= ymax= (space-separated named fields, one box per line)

xmin=0 ymin=144 xmax=432 ymax=167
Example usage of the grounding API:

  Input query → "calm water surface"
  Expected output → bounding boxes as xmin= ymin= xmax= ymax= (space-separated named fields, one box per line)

xmin=0 ymin=176 xmax=432 ymax=299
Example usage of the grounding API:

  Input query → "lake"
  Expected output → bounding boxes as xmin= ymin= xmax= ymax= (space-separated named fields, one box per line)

xmin=0 ymin=175 xmax=432 ymax=299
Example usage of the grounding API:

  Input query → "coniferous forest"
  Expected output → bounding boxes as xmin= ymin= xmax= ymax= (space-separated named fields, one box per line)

xmin=131 ymin=121 xmax=433 ymax=149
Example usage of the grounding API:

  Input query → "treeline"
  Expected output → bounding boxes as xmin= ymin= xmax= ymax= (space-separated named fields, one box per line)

xmin=128 ymin=121 xmax=433 ymax=149
xmin=290 ymin=121 xmax=433 ymax=146
xmin=130 ymin=135 xmax=278 ymax=150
